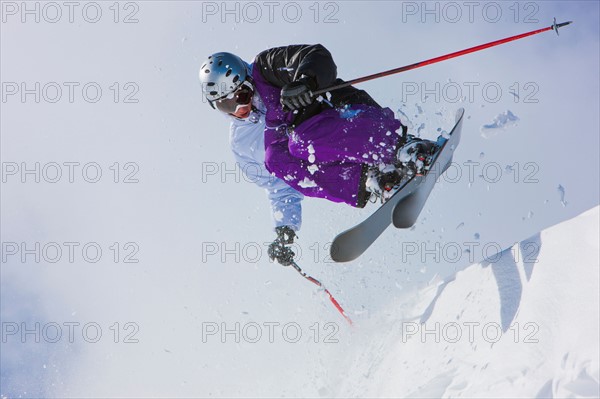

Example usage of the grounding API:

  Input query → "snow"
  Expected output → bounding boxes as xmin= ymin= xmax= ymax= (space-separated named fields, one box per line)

xmin=2 ymin=2 xmax=599 ymax=398
xmin=307 ymin=143 xmax=316 ymax=163
xmin=480 ymin=110 xmax=520 ymax=138
xmin=307 ymin=164 xmax=319 ymax=175
xmin=273 ymin=211 xmax=284 ymax=222
xmin=398 ymin=147 xmax=412 ymax=163
xmin=337 ymin=207 xmax=599 ymax=398
xmin=298 ymin=177 xmax=318 ymax=188
xmin=558 ymin=184 xmax=568 ymax=207
xmin=397 ymin=108 xmax=413 ymax=129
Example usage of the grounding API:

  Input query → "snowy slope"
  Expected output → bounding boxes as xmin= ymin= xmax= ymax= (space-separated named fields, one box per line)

xmin=338 ymin=206 xmax=599 ymax=398
xmin=1 ymin=2 xmax=599 ymax=398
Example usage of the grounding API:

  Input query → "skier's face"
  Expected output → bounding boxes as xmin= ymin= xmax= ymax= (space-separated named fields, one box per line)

xmin=231 ymin=102 xmax=253 ymax=119
xmin=214 ymin=84 xmax=254 ymax=119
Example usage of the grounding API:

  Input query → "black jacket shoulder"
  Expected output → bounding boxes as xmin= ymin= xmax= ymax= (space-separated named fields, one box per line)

xmin=253 ymin=44 xmax=337 ymax=90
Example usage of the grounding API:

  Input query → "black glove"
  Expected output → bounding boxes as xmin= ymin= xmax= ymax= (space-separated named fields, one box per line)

xmin=280 ymin=75 xmax=316 ymax=111
xmin=268 ymin=226 xmax=296 ymax=266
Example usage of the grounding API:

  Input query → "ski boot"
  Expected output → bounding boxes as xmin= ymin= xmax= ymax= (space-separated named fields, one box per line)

xmin=365 ymin=164 xmax=410 ymax=203
xmin=397 ymin=136 xmax=439 ymax=176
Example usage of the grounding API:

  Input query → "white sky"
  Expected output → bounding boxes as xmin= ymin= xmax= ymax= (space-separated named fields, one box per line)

xmin=1 ymin=1 xmax=598 ymax=397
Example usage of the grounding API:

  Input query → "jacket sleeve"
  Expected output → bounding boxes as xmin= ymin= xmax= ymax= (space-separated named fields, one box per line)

xmin=229 ymin=126 xmax=303 ymax=232
xmin=253 ymin=44 xmax=337 ymax=90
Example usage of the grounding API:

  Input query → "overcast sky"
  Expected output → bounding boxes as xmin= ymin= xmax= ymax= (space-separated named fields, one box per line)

xmin=1 ymin=1 xmax=598 ymax=397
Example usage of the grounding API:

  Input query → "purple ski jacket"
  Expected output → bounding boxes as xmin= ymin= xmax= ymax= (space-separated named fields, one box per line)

xmin=250 ymin=44 xmax=403 ymax=207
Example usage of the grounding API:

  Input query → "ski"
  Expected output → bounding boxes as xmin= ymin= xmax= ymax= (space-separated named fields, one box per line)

xmin=392 ymin=108 xmax=464 ymax=228
xmin=330 ymin=108 xmax=465 ymax=263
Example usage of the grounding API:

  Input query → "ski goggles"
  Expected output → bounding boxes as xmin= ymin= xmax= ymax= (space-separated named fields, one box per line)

xmin=210 ymin=82 xmax=254 ymax=114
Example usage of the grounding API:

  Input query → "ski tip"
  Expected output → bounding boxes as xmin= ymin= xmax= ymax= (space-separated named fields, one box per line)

xmin=329 ymin=241 xmax=355 ymax=263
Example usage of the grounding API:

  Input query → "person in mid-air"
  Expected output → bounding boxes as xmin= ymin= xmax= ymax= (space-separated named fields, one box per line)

xmin=198 ymin=44 xmax=436 ymax=266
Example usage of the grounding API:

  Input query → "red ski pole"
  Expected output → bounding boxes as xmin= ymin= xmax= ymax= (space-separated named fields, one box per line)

xmin=314 ymin=18 xmax=572 ymax=96
xmin=290 ymin=261 xmax=353 ymax=325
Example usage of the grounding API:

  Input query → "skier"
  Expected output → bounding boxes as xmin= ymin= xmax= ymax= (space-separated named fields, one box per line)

xmin=198 ymin=44 xmax=436 ymax=266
